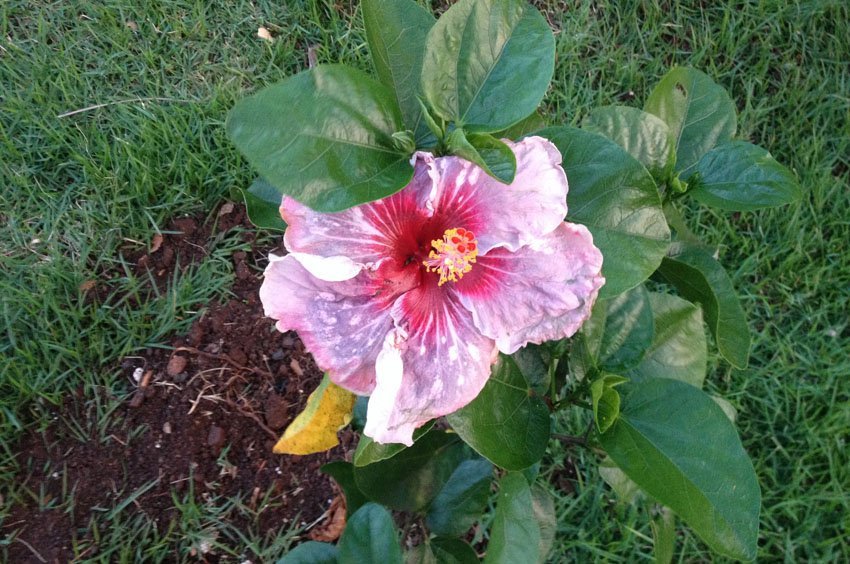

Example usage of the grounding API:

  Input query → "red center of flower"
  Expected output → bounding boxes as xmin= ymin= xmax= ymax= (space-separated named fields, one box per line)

xmin=422 ymin=227 xmax=478 ymax=286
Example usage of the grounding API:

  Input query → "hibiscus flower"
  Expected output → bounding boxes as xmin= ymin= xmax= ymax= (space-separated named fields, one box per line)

xmin=260 ymin=136 xmax=605 ymax=445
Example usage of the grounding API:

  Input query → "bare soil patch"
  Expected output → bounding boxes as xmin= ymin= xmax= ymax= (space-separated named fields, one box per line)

xmin=6 ymin=205 xmax=353 ymax=562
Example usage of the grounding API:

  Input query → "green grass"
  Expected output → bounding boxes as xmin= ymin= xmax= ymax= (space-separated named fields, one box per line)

xmin=2 ymin=0 xmax=848 ymax=561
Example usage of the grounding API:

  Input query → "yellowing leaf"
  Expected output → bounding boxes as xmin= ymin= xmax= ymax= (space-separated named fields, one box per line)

xmin=273 ymin=374 xmax=356 ymax=455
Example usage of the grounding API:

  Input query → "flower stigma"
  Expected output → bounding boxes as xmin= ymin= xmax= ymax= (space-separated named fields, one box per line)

xmin=423 ymin=228 xmax=478 ymax=286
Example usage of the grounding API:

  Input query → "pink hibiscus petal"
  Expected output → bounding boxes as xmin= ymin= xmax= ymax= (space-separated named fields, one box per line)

xmin=259 ymin=254 xmax=395 ymax=395
xmin=428 ymin=136 xmax=569 ymax=254
xmin=364 ymin=277 xmax=499 ymax=445
xmin=455 ymin=222 xmax=605 ymax=354
xmin=280 ymin=153 xmax=439 ymax=272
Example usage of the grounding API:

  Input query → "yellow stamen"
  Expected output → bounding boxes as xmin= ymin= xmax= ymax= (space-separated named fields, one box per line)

xmin=423 ymin=228 xmax=479 ymax=286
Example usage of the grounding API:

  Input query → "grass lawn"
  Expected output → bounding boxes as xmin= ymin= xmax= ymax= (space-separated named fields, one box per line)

xmin=2 ymin=0 xmax=848 ymax=561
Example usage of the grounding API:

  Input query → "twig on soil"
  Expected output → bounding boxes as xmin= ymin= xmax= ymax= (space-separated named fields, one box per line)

xmin=187 ymin=383 xmax=217 ymax=415
xmin=175 ymin=346 xmax=274 ymax=378
xmin=14 ymin=538 xmax=47 ymax=563
xmin=222 ymin=398 xmax=277 ymax=440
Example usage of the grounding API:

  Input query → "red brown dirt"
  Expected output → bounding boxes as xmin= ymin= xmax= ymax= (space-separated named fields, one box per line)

xmin=5 ymin=205 xmax=354 ymax=562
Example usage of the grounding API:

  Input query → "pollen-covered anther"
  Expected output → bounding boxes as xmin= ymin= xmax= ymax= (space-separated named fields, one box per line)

xmin=423 ymin=228 xmax=479 ymax=286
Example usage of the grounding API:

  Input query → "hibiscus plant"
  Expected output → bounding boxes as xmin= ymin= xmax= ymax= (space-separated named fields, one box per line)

xmin=225 ymin=0 xmax=801 ymax=562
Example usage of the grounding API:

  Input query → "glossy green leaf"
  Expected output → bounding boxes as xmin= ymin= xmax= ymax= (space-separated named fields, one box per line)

xmin=600 ymin=379 xmax=760 ymax=561
xmin=582 ymin=105 xmax=676 ymax=181
xmin=652 ymin=507 xmax=676 ymax=564
xmin=689 ymin=141 xmax=802 ymax=210
xmin=421 ymin=0 xmax=554 ymax=132
xmin=447 ymin=354 xmax=550 ymax=470
xmin=510 ymin=344 xmax=549 ymax=395
xmin=629 ymin=292 xmax=707 ymax=387
xmin=712 ymin=395 xmax=738 ymax=423
xmin=426 ymin=458 xmax=493 ymax=537
xmin=363 ymin=0 xmax=436 ymax=146
xmin=540 ymin=126 xmax=670 ymax=298
xmin=353 ymin=421 xmax=435 ymax=467
xmin=589 ymin=285 xmax=655 ymax=373
xmin=530 ymin=485 xmax=556 ymax=562
xmin=494 ymin=110 xmax=547 ymax=140
xmin=431 ymin=538 xmax=480 ymax=564
xmin=445 ymin=129 xmax=516 ymax=183
xmin=590 ymin=373 xmax=628 ymax=433
xmin=277 ymin=541 xmax=338 ymax=564
xmin=353 ymin=429 xmax=470 ymax=512
xmin=405 ymin=543 xmax=437 ymax=564
xmin=227 ymin=65 xmax=413 ymax=212
xmin=338 ymin=503 xmax=403 ymax=564
xmin=598 ymin=456 xmax=641 ymax=504
xmin=645 ymin=67 xmax=737 ymax=177
xmin=238 ymin=178 xmax=286 ymax=231
xmin=656 ymin=242 xmax=750 ymax=369
xmin=320 ymin=461 xmax=369 ymax=517
xmin=484 ymin=472 xmax=541 ymax=563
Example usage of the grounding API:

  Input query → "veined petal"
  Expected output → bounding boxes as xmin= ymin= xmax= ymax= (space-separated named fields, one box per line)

xmin=456 ymin=222 xmax=605 ymax=354
xmin=429 ymin=136 xmax=569 ymax=254
xmin=364 ymin=278 xmax=499 ymax=445
xmin=281 ymin=152 xmax=438 ymax=267
xmin=259 ymin=254 xmax=394 ymax=395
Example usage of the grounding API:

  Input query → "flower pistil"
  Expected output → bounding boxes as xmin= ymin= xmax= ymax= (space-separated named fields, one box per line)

xmin=423 ymin=228 xmax=478 ymax=286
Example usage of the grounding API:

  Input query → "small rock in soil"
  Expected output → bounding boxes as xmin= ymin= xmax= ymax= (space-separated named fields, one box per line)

xmin=166 ymin=355 xmax=187 ymax=376
xmin=264 ymin=394 xmax=289 ymax=430
xmin=229 ymin=347 xmax=247 ymax=366
xmin=207 ymin=425 xmax=226 ymax=455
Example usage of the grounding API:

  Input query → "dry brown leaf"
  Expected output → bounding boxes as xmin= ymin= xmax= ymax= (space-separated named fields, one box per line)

xmin=79 ymin=280 xmax=96 ymax=292
xmin=218 ymin=202 xmax=235 ymax=216
xmin=257 ymin=27 xmax=273 ymax=42
xmin=308 ymin=494 xmax=347 ymax=542
xmin=150 ymin=233 xmax=164 ymax=253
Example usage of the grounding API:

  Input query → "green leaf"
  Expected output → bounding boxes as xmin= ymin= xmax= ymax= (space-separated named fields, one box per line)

xmin=590 ymin=285 xmax=655 ymax=373
xmin=484 ymin=472 xmax=541 ymax=564
xmin=353 ymin=429 xmax=470 ymax=512
xmin=582 ymin=105 xmax=676 ymax=182
xmin=629 ymin=292 xmax=707 ymax=387
xmin=689 ymin=141 xmax=802 ymax=210
xmin=590 ymin=373 xmax=628 ymax=433
xmin=426 ymin=458 xmax=493 ymax=537
xmin=645 ymin=67 xmax=737 ymax=177
xmin=712 ymin=395 xmax=738 ymax=423
xmin=363 ymin=0 xmax=436 ymax=146
xmin=226 ymin=65 xmax=413 ymax=212
xmin=447 ymin=354 xmax=550 ymax=470
xmin=421 ymin=0 xmax=555 ymax=132
xmin=656 ymin=242 xmax=750 ymax=369
xmin=320 ymin=461 xmax=369 ymax=517
xmin=530 ymin=485 xmax=556 ymax=562
xmin=445 ymin=129 xmax=517 ymax=183
xmin=338 ymin=503 xmax=404 ymax=564
xmin=493 ymin=110 xmax=547 ymax=140
xmin=599 ymin=379 xmax=760 ymax=561
xmin=652 ymin=507 xmax=677 ymax=564
xmin=431 ymin=538 xmax=480 ymax=564
xmin=238 ymin=178 xmax=286 ymax=231
xmin=510 ymin=344 xmax=549 ymax=395
xmin=598 ymin=456 xmax=641 ymax=504
xmin=540 ymin=126 xmax=671 ymax=298
xmin=277 ymin=541 xmax=338 ymax=564
xmin=353 ymin=421 xmax=435 ymax=467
